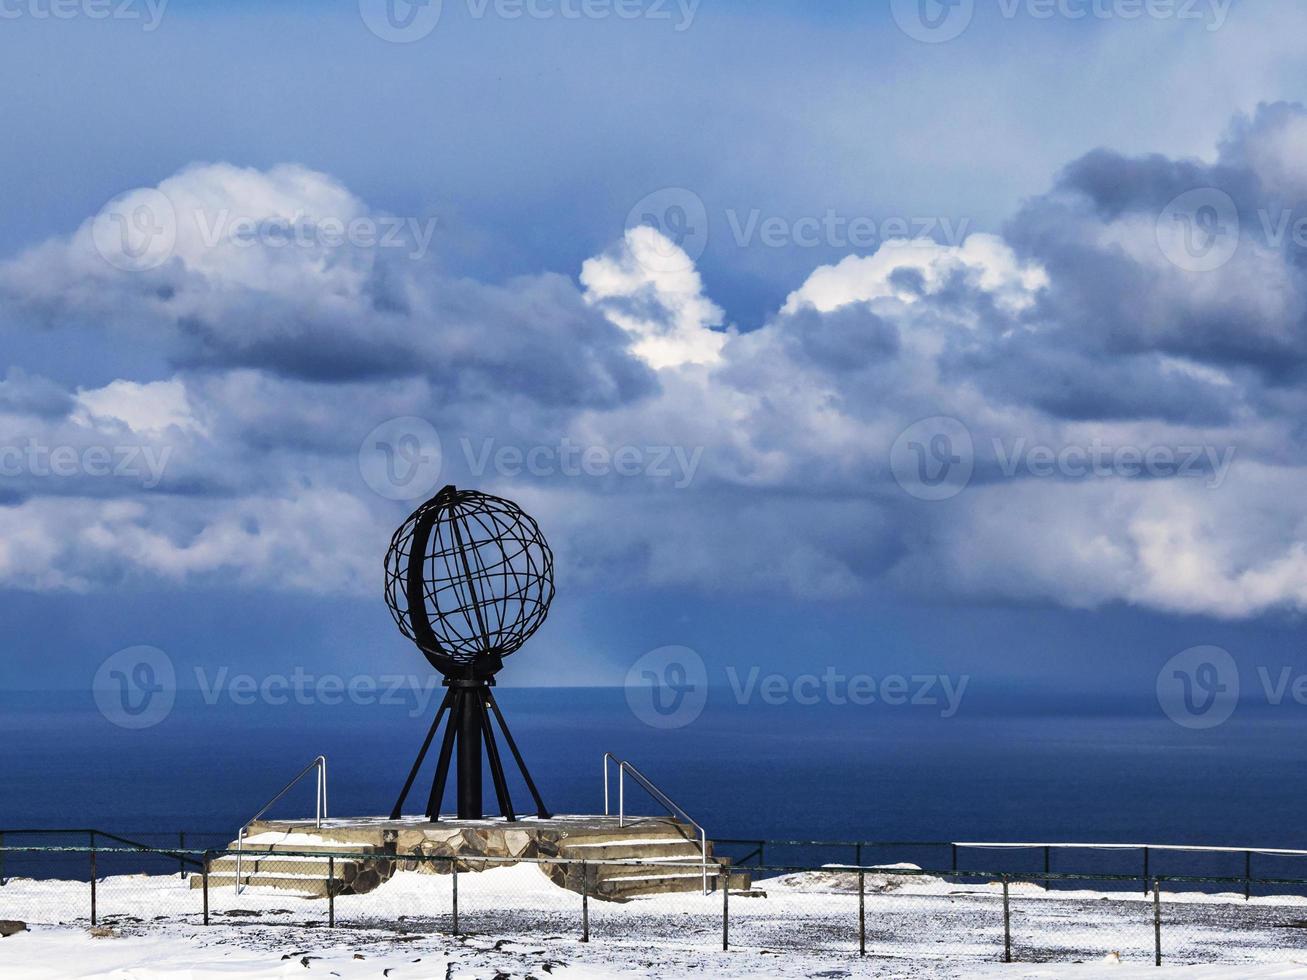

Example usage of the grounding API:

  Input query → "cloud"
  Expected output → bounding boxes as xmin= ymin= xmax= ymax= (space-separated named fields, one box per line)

xmin=8 ymin=113 xmax=1307 ymax=623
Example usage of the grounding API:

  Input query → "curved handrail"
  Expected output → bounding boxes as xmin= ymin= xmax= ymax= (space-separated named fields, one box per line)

xmin=235 ymin=756 xmax=327 ymax=894
xmin=603 ymin=752 xmax=708 ymax=895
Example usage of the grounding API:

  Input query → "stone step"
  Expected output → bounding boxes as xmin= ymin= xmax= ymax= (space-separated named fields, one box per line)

xmin=208 ymin=856 xmax=349 ymax=876
xmin=591 ymin=857 xmax=719 ymax=880
xmin=552 ymin=820 xmax=700 ymax=847
xmin=197 ymin=873 xmax=335 ymax=897
xmin=597 ymin=868 xmax=752 ymax=900
xmin=556 ymin=839 xmax=709 ymax=861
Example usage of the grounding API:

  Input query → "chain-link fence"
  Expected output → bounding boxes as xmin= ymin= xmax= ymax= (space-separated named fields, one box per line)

xmin=4 ymin=842 xmax=1307 ymax=968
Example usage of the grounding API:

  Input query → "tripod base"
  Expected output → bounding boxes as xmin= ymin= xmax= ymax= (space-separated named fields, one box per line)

xmin=391 ymin=679 xmax=550 ymax=822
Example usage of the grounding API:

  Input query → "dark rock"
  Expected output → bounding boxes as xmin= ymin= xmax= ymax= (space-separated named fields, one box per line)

xmin=0 ymin=921 xmax=27 ymax=938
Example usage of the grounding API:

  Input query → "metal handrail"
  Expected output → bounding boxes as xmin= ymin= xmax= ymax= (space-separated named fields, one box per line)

xmin=603 ymin=752 xmax=708 ymax=895
xmin=234 ymin=756 xmax=327 ymax=895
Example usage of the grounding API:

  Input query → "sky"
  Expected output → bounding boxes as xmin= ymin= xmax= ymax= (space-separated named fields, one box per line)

xmin=4 ymin=0 xmax=1307 ymax=714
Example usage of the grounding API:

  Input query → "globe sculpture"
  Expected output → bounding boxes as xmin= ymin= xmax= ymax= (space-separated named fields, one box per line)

xmin=386 ymin=485 xmax=555 ymax=822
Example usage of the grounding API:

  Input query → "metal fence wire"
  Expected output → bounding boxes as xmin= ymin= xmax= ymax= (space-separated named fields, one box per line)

xmin=5 ymin=843 xmax=1307 ymax=968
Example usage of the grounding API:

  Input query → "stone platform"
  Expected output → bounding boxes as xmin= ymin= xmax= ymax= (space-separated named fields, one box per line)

xmin=196 ymin=815 xmax=750 ymax=901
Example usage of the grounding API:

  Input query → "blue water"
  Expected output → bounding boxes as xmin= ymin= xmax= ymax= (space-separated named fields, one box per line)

xmin=5 ymin=688 xmax=1307 ymax=881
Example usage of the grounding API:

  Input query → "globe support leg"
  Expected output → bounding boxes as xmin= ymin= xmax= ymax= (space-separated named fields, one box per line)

xmin=425 ymin=701 xmax=460 ymax=821
xmin=478 ymin=694 xmax=517 ymax=822
xmin=391 ymin=689 xmax=453 ymax=821
xmin=486 ymin=690 xmax=551 ymax=820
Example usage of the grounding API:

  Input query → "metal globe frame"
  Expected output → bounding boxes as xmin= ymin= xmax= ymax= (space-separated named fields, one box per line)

xmin=386 ymin=485 xmax=554 ymax=822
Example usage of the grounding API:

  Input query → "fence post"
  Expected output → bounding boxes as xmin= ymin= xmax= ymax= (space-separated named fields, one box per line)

xmin=451 ymin=860 xmax=460 ymax=936
xmin=1043 ymin=846 xmax=1051 ymax=891
xmin=179 ymin=833 xmax=187 ymax=880
xmin=1153 ymin=879 xmax=1161 ymax=967
xmin=0 ymin=830 xmax=5 ymax=886
xmin=951 ymin=843 xmax=958 ymax=874
xmin=328 ymin=856 xmax=336 ymax=929
xmin=581 ymin=860 xmax=589 ymax=943
xmin=1002 ymin=877 xmax=1011 ymax=964
xmin=1245 ymin=851 xmax=1252 ymax=902
xmin=1143 ymin=847 xmax=1150 ymax=896
xmin=90 ymin=844 xmax=97 ymax=927
xmin=203 ymin=851 xmax=211 ymax=926
xmin=722 ymin=867 xmax=729 ymax=952
xmin=858 ymin=866 xmax=866 ymax=957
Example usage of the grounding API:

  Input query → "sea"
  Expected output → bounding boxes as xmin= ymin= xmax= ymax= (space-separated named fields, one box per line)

xmin=5 ymin=687 xmax=1307 ymax=885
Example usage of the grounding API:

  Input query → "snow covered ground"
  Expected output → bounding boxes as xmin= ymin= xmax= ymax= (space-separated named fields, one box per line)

xmin=3 ymin=864 xmax=1307 ymax=979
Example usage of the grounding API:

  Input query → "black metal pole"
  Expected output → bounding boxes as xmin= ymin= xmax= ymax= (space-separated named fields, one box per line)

xmin=951 ymin=843 xmax=958 ymax=874
xmin=203 ymin=851 xmax=211 ymax=925
xmin=90 ymin=846 xmax=97 ymax=927
xmin=1143 ymin=847 xmax=1150 ymax=896
xmin=858 ymin=867 xmax=866 ymax=957
xmin=426 ymin=700 xmax=460 ymax=821
xmin=1153 ymin=880 xmax=1161 ymax=966
xmin=329 ymin=856 xmax=336 ymax=929
xmin=1002 ymin=877 xmax=1011 ymax=963
xmin=485 ymin=690 xmax=551 ymax=819
xmin=1043 ymin=846 xmax=1051 ymax=891
xmin=478 ymin=693 xmax=516 ymax=821
xmin=722 ymin=868 xmax=729 ymax=951
xmin=1245 ymin=851 xmax=1252 ymax=902
xmin=393 ymin=689 xmax=453 ymax=820
xmin=456 ymin=687 xmax=484 ymax=820
xmin=0 ymin=830 xmax=5 ymax=886
xmin=581 ymin=860 xmax=590 ymax=943
xmin=179 ymin=832 xmax=186 ymax=880
xmin=451 ymin=860 xmax=460 ymax=935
